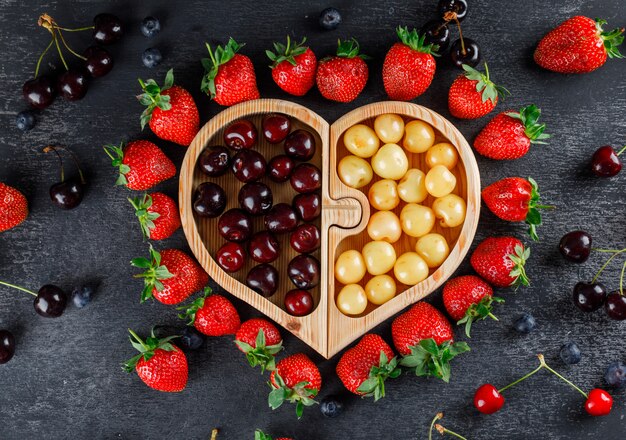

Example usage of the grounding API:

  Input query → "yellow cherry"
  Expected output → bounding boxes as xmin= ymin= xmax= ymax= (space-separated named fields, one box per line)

xmin=394 ymin=252 xmax=429 ymax=285
xmin=426 ymin=143 xmax=459 ymax=169
xmin=362 ymin=241 xmax=397 ymax=275
xmin=403 ymin=120 xmax=435 ymax=153
xmin=335 ymin=250 xmax=367 ymax=284
xmin=365 ymin=275 xmax=396 ymax=305
xmin=425 ymin=164 xmax=457 ymax=197
xmin=337 ymin=284 xmax=368 ymax=315
xmin=432 ymin=194 xmax=466 ymax=227
xmin=416 ymin=233 xmax=450 ymax=268
xmin=338 ymin=155 xmax=373 ymax=189
xmin=400 ymin=203 xmax=435 ymax=237
xmin=397 ymin=168 xmax=428 ymax=203
xmin=368 ymin=179 xmax=400 ymax=211
xmin=371 ymin=143 xmax=409 ymax=180
xmin=343 ymin=124 xmax=380 ymax=158
xmin=374 ymin=114 xmax=405 ymax=144
xmin=367 ymin=210 xmax=402 ymax=243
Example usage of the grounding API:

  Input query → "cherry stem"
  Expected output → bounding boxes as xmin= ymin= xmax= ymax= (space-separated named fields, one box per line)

xmin=435 ymin=424 xmax=467 ymax=440
xmin=616 ymin=145 xmax=626 ymax=157
xmin=56 ymin=27 xmax=87 ymax=61
xmin=0 ymin=280 xmax=37 ymax=297
xmin=619 ymin=259 xmax=626 ymax=295
xmin=210 ymin=429 xmax=218 ymax=440
xmin=498 ymin=362 xmax=543 ymax=393
xmin=43 ymin=146 xmax=65 ymax=182
xmin=44 ymin=145 xmax=86 ymax=185
xmin=592 ymin=248 xmax=626 ymax=283
xmin=444 ymin=12 xmax=466 ymax=55
xmin=53 ymin=25 xmax=94 ymax=32
xmin=428 ymin=413 xmax=444 ymax=440
xmin=34 ymin=38 xmax=54 ymax=78
xmin=52 ymin=28 xmax=69 ymax=71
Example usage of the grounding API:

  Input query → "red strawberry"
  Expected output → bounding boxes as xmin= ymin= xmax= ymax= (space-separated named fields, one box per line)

xmin=534 ymin=16 xmax=624 ymax=74
xmin=103 ymin=140 xmax=176 ymax=190
xmin=131 ymin=246 xmax=208 ymax=305
xmin=137 ymin=69 xmax=199 ymax=147
xmin=235 ymin=318 xmax=283 ymax=372
xmin=470 ymin=237 xmax=530 ymax=288
xmin=201 ymin=38 xmax=259 ymax=106
xmin=128 ymin=192 xmax=181 ymax=240
xmin=391 ymin=302 xmax=469 ymax=382
xmin=123 ymin=328 xmax=188 ymax=392
xmin=255 ymin=431 xmax=292 ymax=440
xmin=449 ymin=63 xmax=509 ymax=119
xmin=0 ymin=183 xmax=28 ymax=233
xmin=383 ymin=26 xmax=437 ymax=101
xmin=316 ymin=38 xmax=368 ymax=103
xmin=443 ymin=275 xmax=503 ymax=337
xmin=335 ymin=333 xmax=400 ymax=400
xmin=474 ymin=105 xmax=550 ymax=160
xmin=178 ymin=288 xmax=240 ymax=336
xmin=266 ymin=36 xmax=317 ymax=96
xmin=482 ymin=177 xmax=553 ymax=241
xmin=269 ymin=353 xmax=321 ymax=418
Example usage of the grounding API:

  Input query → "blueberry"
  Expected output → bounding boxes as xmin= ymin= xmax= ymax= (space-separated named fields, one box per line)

xmin=319 ymin=7 xmax=342 ymax=30
xmin=72 ymin=285 xmax=94 ymax=308
xmin=179 ymin=327 xmax=205 ymax=350
xmin=559 ymin=342 xmax=582 ymax=365
xmin=16 ymin=110 xmax=36 ymax=131
xmin=320 ymin=395 xmax=344 ymax=418
xmin=140 ymin=16 xmax=161 ymax=38
xmin=605 ymin=361 xmax=626 ymax=388
xmin=513 ymin=313 xmax=536 ymax=334
xmin=142 ymin=47 xmax=162 ymax=68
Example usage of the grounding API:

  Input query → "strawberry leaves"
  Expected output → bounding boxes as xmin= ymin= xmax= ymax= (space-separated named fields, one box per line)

xmin=507 ymin=104 xmax=550 ymax=144
xmin=123 ymin=328 xmax=178 ymax=372
xmin=596 ymin=18 xmax=624 ymax=59
xmin=177 ymin=286 xmax=212 ymax=325
xmin=268 ymin=372 xmax=318 ymax=419
xmin=266 ymin=36 xmax=308 ymax=68
xmin=131 ymin=245 xmax=174 ymax=302
xmin=356 ymin=351 xmax=402 ymax=401
xmin=397 ymin=26 xmax=438 ymax=54
xmin=201 ymin=38 xmax=243 ymax=98
xmin=235 ymin=328 xmax=283 ymax=373
xmin=137 ymin=69 xmax=174 ymax=130
xmin=399 ymin=338 xmax=470 ymax=383
xmin=462 ymin=62 xmax=509 ymax=105
xmin=254 ymin=431 xmax=274 ymax=440
xmin=525 ymin=177 xmax=554 ymax=242
xmin=335 ymin=38 xmax=369 ymax=60
xmin=508 ymin=244 xmax=531 ymax=288
xmin=103 ymin=143 xmax=130 ymax=186
xmin=457 ymin=295 xmax=505 ymax=338
xmin=128 ymin=193 xmax=160 ymax=239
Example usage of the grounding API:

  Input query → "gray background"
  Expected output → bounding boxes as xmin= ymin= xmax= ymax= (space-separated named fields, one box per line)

xmin=1 ymin=1 xmax=625 ymax=439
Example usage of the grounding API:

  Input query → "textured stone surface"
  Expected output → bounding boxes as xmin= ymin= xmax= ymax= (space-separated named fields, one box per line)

xmin=0 ymin=1 xmax=625 ymax=439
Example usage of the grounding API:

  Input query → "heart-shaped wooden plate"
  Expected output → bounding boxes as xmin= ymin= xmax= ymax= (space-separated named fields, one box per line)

xmin=180 ymin=99 xmax=480 ymax=359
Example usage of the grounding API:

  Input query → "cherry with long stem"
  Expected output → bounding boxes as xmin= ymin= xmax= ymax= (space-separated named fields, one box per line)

xmin=0 ymin=280 xmax=68 ymax=318
xmin=428 ymin=413 xmax=467 ymax=440
xmin=44 ymin=145 xmax=86 ymax=210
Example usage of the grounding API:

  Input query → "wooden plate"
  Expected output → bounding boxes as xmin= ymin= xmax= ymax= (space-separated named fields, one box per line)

xmin=179 ymin=99 xmax=480 ymax=359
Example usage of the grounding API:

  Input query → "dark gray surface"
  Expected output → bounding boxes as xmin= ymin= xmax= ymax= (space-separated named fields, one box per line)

xmin=1 ymin=1 xmax=625 ymax=439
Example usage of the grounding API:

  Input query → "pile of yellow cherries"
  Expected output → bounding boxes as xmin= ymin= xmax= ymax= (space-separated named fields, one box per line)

xmin=335 ymin=114 xmax=467 ymax=316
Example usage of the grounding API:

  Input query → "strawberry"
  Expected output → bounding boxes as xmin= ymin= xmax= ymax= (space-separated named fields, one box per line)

xmin=269 ymin=353 xmax=321 ymax=418
xmin=137 ymin=69 xmax=199 ymax=147
xmin=470 ymin=237 xmax=530 ymax=288
xmin=103 ymin=140 xmax=176 ymax=190
xmin=255 ymin=431 xmax=292 ymax=440
xmin=383 ymin=26 xmax=437 ymax=101
xmin=0 ymin=183 xmax=28 ymax=233
xmin=482 ymin=177 xmax=553 ymax=241
xmin=178 ymin=287 xmax=240 ymax=336
xmin=335 ymin=334 xmax=400 ymax=400
xmin=123 ymin=328 xmax=188 ymax=392
xmin=128 ymin=192 xmax=181 ymax=240
xmin=235 ymin=318 xmax=283 ymax=372
xmin=443 ymin=275 xmax=504 ymax=337
xmin=534 ymin=16 xmax=624 ymax=74
xmin=266 ymin=36 xmax=317 ymax=96
xmin=448 ymin=63 xmax=509 ymax=119
xmin=474 ymin=105 xmax=550 ymax=160
xmin=316 ymin=38 xmax=368 ymax=103
xmin=131 ymin=246 xmax=208 ymax=305
xmin=391 ymin=302 xmax=469 ymax=382
xmin=201 ymin=38 xmax=260 ymax=106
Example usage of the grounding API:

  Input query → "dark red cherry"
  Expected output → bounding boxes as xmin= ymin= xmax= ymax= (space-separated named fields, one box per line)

xmin=224 ymin=120 xmax=258 ymax=150
xmin=284 ymin=129 xmax=316 ymax=161
xmin=238 ymin=182 xmax=273 ymax=215
xmin=50 ymin=178 xmax=84 ymax=210
xmin=605 ymin=292 xmax=626 ymax=320
xmin=572 ymin=282 xmax=607 ymax=313
xmin=268 ymin=155 xmax=294 ymax=183
xmin=216 ymin=242 xmax=245 ymax=272
xmin=199 ymin=146 xmax=231 ymax=177
xmin=84 ymin=46 xmax=114 ymax=78
xmin=265 ymin=203 xmax=298 ymax=233
xmin=23 ymin=76 xmax=56 ymax=109
xmin=284 ymin=289 xmax=314 ymax=316
xmin=231 ymin=150 xmax=266 ymax=182
xmin=218 ymin=209 xmax=252 ymax=242
xmin=559 ymin=231 xmax=592 ymax=263
xmin=293 ymin=193 xmax=321 ymax=221
xmin=262 ymin=114 xmax=291 ymax=144
xmin=420 ymin=20 xmax=451 ymax=53
xmin=57 ymin=69 xmax=89 ymax=101
xmin=193 ymin=182 xmax=227 ymax=218
xmin=290 ymin=163 xmax=322 ymax=193
xmin=93 ymin=13 xmax=123 ymax=44
xmin=246 ymin=264 xmax=279 ymax=297
xmin=0 ymin=330 xmax=16 ymax=364
xmin=248 ymin=231 xmax=280 ymax=264
xmin=34 ymin=285 xmax=67 ymax=318
xmin=591 ymin=146 xmax=623 ymax=177
xmin=287 ymin=254 xmax=320 ymax=289
xmin=290 ymin=224 xmax=321 ymax=253
xmin=450 ymin=38 xmax=481 ymax=68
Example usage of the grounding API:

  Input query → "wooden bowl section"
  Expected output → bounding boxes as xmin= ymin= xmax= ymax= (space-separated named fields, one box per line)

xmin=180 ymin=99 xmax=480 ymax=359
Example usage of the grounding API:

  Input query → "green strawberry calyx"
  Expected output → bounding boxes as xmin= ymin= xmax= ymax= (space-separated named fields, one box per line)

xmin=103 ymin=143 xmax=130 ymax=186
xmin=268 ymin=372 xmax=318 ymax=419
xmin=201 ymin=37 xmax=243 ymax=99
xmin=355 ymin=350 xmax=402 ymax=401
xmin=235 ymin=328 xmax=283 ymax=373
xmin=595 ymin=18 xmax=624 ymax=59
xmin=508 ymin=244 xmax=531 ymax=288
xmin=176 ymin=286 xmax=212 ymax=325
xmin=254 ymin=430 xmax=274 ymax=440
xmin=266 ymin=35 xmax=309 ymax=69
xmin=137 ymin=68 xmax=174 ymax=130
xmin=122 ymin=328 xmax=178 ymax=372
xmin=506 ymin=104 xmax=550 ymax=144
xmin=334 ymin=38 xmax=370 ymax=60
xmin=397 ymin=26 xmax=439 ymax=56
xmin=462 ymin=62 xmax=510 ymax=105
xmin=399 ymin=338 xmax=470 ymax=383
xmin=457 ymin=295 xmax=505 ymax=338
xmin=128 ymin=193 xmax=160 ymax=239
xmin=131 ymin=245 xmax=174 ymax=302
xmin=525 ymin=177 xmax=555 ymax=242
